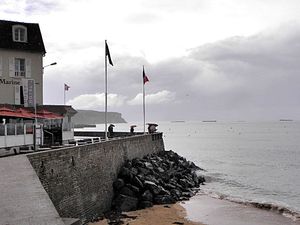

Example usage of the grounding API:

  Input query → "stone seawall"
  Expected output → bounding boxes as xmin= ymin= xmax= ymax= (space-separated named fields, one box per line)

xmin=27 ymin=133 xmax=164 ymax=224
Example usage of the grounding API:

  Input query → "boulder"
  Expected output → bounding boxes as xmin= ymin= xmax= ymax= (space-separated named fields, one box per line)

xmin=113 ymin=194 xmax=138 ymax=212
xmin=141 ymin=190 xmax=153 ymax=202
xmin=125 ymin=184 xmax=140 ymax=194
xmin=119 ymin=186 xmax=136 ymax=197
xmin=111 ymin=150 xmax=206 ymax=212
xmin=139 ymin=201 xmax=153 ymax=209
xmin=154 ymin=195 xmax=176 ymax=204
xmin=144 ymin=162 xmax=154 ymax=170
xmin=113 ymin=178 xmax=125 ymax=191
xmin=144 ymin=181 xmax=161 ymax=195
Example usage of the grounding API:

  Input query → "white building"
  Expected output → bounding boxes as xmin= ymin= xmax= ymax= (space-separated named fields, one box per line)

xmin=0 ymin=20 xmax=45 ymax=105
xmin=0 ymin=20 xmax=76 ymax=155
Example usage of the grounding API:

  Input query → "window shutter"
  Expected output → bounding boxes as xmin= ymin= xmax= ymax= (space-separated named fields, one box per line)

xmin=9 ymin=57 xmax=14 ymax=77
xmin=14 ymin=85 xmax=21 ymax=104
xmin=0 ymin=57 xmax=2 ymax=76
xmin=25 ymin=58 xmax=31 ymax=78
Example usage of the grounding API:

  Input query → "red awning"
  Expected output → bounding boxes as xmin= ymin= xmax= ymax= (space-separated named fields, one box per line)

xmin=37 ymin=109 xmax=64 ymax=119
xmin=15 ymin=108 xmax=36 ymax=118
xmin=0 ymin=106 xmax=33 ymax=119
xmin=0 ymin=106 xmax=63 ymax=120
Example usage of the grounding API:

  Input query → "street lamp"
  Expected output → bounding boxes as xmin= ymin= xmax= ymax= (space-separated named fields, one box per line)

xmin=43 ymin=62 xmax=57 ymax=69
xmin=33 ymin=62 xmax=57 ymax=151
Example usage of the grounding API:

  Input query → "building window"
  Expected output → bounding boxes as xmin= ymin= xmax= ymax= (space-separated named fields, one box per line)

xmin=12 ymin=25 xmax=27 ymax=42
xmin=9 ymin=57 xmax=31 ymax=78
xmin=15 ymin=58 xmax=26 ymax=77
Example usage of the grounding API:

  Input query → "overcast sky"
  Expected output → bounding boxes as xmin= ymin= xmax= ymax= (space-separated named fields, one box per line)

xmin=1 ymin=0 xmax=300 ymax=122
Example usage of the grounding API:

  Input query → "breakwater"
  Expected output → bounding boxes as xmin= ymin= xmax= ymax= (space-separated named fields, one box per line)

xmin=27 ymin=133 xmax=164 ymax=224
xmin=112 ymin=150 xmax=205 ymax=212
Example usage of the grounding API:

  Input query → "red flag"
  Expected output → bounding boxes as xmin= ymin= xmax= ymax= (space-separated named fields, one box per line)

xmin=143 ymin=66 xmax=149 ymax=84
xmin=64 ymin=83 xmax=70 ymax=91
xmin=105 ymin=41 xmax=113 ymax=66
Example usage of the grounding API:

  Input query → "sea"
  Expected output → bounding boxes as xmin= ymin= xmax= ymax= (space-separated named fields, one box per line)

xmin=78 ymin=121 xmax=300 ymax=224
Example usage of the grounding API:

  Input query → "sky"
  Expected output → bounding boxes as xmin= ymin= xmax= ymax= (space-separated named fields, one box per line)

xmin=1 ymin=0 xmax=300 ymax=122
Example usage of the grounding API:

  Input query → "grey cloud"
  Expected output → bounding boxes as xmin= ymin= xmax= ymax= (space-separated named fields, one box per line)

xmin=125 ymin=12 xmax=161 ymax=24
xmin=25 ymin=0 xmax=61 ymax=15
xmin=45 ymin=24 xmax=300 ymax=121
xmin=142 ymin=0 xmax=208 ymax=13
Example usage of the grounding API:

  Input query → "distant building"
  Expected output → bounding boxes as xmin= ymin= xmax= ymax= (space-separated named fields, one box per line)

xmin=0 ymin=19 xmax=45 ymax=105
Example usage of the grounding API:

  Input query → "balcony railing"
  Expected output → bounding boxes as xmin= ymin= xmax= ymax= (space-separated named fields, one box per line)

xmin=0 ymin=123 xmax=34 ymax=136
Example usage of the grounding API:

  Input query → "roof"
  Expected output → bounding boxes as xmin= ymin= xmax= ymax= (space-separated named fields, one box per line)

xmin=0 ymin=20 xmax=46 ymax=55
xmin=0 ymin=104 xmax=77 ymax=119
xmin=41 ymin=105 xmax=78 ymax=117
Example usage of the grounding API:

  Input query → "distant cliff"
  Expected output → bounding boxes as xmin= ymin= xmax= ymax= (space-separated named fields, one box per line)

xmin=72 ymin=110 xmax=126 ymax=125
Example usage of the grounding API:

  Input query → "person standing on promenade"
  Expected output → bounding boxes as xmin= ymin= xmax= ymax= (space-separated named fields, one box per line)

xmin=130 ymin=125 xmax=136 ymax=135
xmin=108 ymin=124 xmax=114 ymax=138
xmin=147 ymin=123 xmax=158 ymax=133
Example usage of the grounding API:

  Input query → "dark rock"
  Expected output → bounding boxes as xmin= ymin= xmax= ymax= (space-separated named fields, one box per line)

xmin=112 ymin=150 xmax=205 ymax=213
xmin=179 ymin=196 xmax=190 ymax=201
xmin=154 ymin=195 xmax=176 ymax=204
xmin=113 ymin=178 xmax=125 ymax=191
xmin=199 ymin=176 xmax=206 ymax=184
xmin=139 ymin=201 xmax=153 ymax=209
xmin=160 ymin=172 xmax=171 ymax=183
xmin=138 ymin=167 xmax=151 ymax=176
xmin=156 ymin=167 xmax=165 ymax=173
xmin=159 ymin=186 xmax=171 ymax=196
xmin=192 ymin=173 xmax=199 ymax=185
xmin=182 ymin=191 xmax=194 ymax=198
xmin=145 ymin=175 xmax=159 ymax=184
xmin=113 ymin=194 xmax=138 ymax=212
xmin=178 ymin=179 xmax=191 ymax=189
xmin=164 ymin=183 xmax=176 ymax=190
xmin=141 ymin=190 xmax=153 ymax=202
xmin=120 ymin=186 xmax=136 ymax=197
xmin=132 ymin=158 xmax=144 ymax=167
xmin=144 ymin=180 xmax=161 ymax=195
xmin=119 ymin=167 xmax=132 ymax=182
xmin=123 ymin=160 xmax=132 ymax=168
xmin=130 ymin=167 xmax=139 ymax=176
xmin=170 ymin=189 xmax=182 ymax=200
xmin=125 ymin=184 xmax=140 ymax=194
xmin=144 ymin=162 xmax=154 ymax=170
xmin=131 ymin=176 xmax=144 ymax=189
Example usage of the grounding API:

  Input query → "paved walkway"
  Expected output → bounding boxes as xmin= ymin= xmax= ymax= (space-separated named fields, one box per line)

xmin=0 ymin=155 xmax=65 ymax=225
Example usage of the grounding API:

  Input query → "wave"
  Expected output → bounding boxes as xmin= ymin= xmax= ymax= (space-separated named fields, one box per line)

xmin=199 ymin=190 xmax=300 ymax=221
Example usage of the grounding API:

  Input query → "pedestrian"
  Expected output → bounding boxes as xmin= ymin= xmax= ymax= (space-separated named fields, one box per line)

xmin=130 ymin=125 xmax=137 ymax=135
xmin=108 ymin=124 xmax=114 ymax=137
xmin=148 ymin=123 xmax=157 ymax=133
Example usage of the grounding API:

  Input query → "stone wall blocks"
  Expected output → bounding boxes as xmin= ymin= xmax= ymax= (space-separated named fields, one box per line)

xmin=27 ymin=133 xmax=164 ymax=224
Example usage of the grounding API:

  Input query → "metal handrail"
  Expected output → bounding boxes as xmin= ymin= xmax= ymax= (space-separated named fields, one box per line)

xmin=43 ymin=129 xmax=54 ymax=146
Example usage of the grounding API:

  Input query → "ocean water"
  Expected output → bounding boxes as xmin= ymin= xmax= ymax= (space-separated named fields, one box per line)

xmin=78 ymin=121 xmax=300 ymax=221
xmin=158 ymin=121 xmax=300 ymax=220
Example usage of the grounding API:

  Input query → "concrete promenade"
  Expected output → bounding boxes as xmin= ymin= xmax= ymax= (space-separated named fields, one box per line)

xmin=0 ymin=155 xmax=65 ymax=225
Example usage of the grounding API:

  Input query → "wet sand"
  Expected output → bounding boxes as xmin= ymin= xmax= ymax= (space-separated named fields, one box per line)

xmin=90 ymin=194 xmax=300 ymax=225
xmin=183 ymin=194 xmax=300 ymax=225
xmin=89 ymin=204 xmax=204 ymax=225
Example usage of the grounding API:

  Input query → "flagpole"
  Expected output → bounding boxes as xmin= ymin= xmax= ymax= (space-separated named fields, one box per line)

xmin=104 ymin=40 xmax=108 ymax=140
xmin=143 ymin=65 xmax=146 ymax=134
xmin=64 ymin=84 xmax=66 ymax=105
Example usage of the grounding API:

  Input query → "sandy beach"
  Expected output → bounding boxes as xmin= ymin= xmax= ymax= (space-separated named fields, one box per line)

xmin=89 ymin=203 xmax=204 ymax=225
xmin=89 ymin=194 xmax=300 ymax=225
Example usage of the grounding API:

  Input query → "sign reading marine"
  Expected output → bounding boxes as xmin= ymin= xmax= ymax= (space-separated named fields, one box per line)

xmin=0 ymin=78 xmax=21 ymax=85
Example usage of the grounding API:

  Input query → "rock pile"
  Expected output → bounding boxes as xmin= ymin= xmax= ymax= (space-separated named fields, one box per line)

xmin=112 ymin=150 xmax=205 ymax=212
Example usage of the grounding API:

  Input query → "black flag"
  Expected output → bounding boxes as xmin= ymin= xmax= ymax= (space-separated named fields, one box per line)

xmin=143 ymin=66 xmax=149 ymax=84
xmin=105 ymin=41 xmax=113 ymax=66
